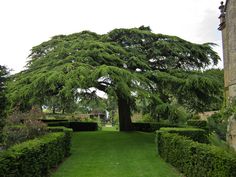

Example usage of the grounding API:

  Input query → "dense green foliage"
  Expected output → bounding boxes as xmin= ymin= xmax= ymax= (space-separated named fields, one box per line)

xmin=0 ymin=65 xmax=9 ymax=142
xmin=52 ymin=131 xmax=182 ymax=177
xmin=7 ymin=27 xmax=222 ymax=130
xmin=156 ymin=132 xmax=236 ymax=177
xmin=207 ymin=100 xmax=236 ymax=141
xmin=0 ymin=132 xmax=71 ymax=177
xmin=2 ymin=109 xmax=48 ymax=148
xmin=187 ymin=119 xmax=207 ymax=129
xmin=159 ymin=127 xmax=209 ymax=143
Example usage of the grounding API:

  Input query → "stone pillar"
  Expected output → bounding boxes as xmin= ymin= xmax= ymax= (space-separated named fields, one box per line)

xmin=218 ymin=0 xmax=236 ymax=150
xmin=226 ymin=0 xmax=236 ymax=100
xmin=218 ymin=1 xmax=229 ymax=100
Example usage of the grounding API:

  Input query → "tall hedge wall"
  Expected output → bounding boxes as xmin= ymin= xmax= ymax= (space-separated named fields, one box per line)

xmin=0 ymin=132 xmax=71 ymax=177
xmin=156 ymin=132 xmax=236 ymax=177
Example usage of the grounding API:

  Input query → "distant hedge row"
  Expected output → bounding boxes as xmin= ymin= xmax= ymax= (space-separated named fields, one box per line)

xmin=0 ymin=131 xmax=71 ymax=177
xmin=156 ymin=131 xmax=236 ymax=177
xmin=187 ymin=120 xmax=207 ymax=129
xmin=159 ymin=127 xmax=209 ymax=143
xmin=48 ymin=126 xmax=73 ymax=132
xmin=44 ymin=120 xmax=98 ymax=131
xmin=132 ymin=122 xmax=179 ymax=132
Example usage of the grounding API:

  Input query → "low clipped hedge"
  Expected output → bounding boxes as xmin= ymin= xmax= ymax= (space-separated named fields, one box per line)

xmin=156 ymin=132 xmax=236 ymax=177
xmin=41 ymin=119 xmax=68 ymax=123
xmin=132 ymin=122 xmax=179 ymax=132
xmin=69 ymin=122 xmax=98 ymax=131
xmin=0 ymin=132 xmax=71 ymax=177
xmin=159 ymin=127 xmax=209 ymax=143
xmin=187 ymin=119 xmax=207 ymax=129
xmin=48 ymin=126 xmax=73 ymax=132
xmin=45 ymin=120 xmax=98 ymax=131
xmin=47 ymin=121 xmax=70 ymax=128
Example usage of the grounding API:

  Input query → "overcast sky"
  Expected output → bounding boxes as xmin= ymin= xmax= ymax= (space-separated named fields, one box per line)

xmin=0 ymin=0 xmax=223 ymax=73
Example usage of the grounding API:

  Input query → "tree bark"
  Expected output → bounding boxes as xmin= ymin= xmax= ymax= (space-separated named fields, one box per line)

xmin=52 ymin=106 xmax=56 ymax=114
xmin=117 ymin=96 xmax=132 ymax=131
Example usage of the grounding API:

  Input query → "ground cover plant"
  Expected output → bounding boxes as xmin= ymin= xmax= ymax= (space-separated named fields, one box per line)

xmin=52 ymin=131 xmax=183 ymax=177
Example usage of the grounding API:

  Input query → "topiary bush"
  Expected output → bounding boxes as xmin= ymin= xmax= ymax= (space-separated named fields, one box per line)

xmin=0 ymin=131 xmax=71 ymax=177
xmin=159 ymin=127 xmax=209 ymax=143
xmin=156 ymin=131 xmax=236 ymax=177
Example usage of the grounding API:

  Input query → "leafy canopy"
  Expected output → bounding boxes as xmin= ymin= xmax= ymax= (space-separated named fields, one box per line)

xmin=8 ymin=27 xmax=222 ymax=115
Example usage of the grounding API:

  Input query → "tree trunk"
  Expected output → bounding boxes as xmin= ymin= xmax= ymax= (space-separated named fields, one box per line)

xmin=52 ymin=106 xmax=56 ymax=114
xmin=117 ymin=96 xmax=132 ymax=131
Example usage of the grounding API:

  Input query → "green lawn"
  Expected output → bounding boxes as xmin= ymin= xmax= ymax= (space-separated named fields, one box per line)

xmin=52 ymin=131 xmax=183 ymax=177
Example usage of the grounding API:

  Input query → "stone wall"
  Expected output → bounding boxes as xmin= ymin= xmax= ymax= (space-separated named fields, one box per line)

xmin=219 ymin=0 xmax=236 ymax=150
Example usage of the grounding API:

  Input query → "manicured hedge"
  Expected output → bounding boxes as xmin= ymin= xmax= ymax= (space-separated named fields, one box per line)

xmin=0 ymin=132 xmax=71 ymax=177
xmin=132 ymin=122 xmax=179 ymax=132
xmin=48 ymin=126 xmax=73 ymax=132
xmin=187 ymin=119 xmax=207 ymax=129
xmin=156 ymin=132 xmax=236 ymax=177
xmin=41 ymin=119 xmax=68 ymax=123
xmin=69 ymin=122 xmax=98 ymax=131
xmin=47 ymin=121 xmax=70 ymax=127
xmin=46 ymin=120 xmax=98 ymax=131
xmin=159 ymin=127 xmax=209 ymax=143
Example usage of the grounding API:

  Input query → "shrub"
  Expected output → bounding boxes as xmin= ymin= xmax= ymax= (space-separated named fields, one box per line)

xmin=0 ymin=132 xmax=71 ymax=177
xmin=2 ymin=125 xmax=29 ymax=148
xmin=132 ymin=122 xmax=179 ymax=132
xmin=159 ymin=127 xmax=209 ymax=143
xmin=156 ymin=132 xmax=236 ymax=177
xmin=208 ymin=112 xmax=228 ymax=140
xmin=187 ymin=119 xmax=207 ymax=129
xmin=3 ymin=110 xmax=48 ymax=148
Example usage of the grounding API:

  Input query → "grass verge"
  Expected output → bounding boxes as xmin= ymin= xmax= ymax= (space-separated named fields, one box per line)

xmin=52 ymin=131 xmax=183 ymax=177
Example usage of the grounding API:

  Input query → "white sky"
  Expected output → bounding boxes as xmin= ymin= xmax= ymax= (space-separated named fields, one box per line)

xmin=0 ymin=0 xmax=223 ymax=74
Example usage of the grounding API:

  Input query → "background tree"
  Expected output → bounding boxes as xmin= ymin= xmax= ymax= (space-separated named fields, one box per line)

xmin=7 ymin=27 xmax=221 ymax=131
xmin=0 ymin=65 xmax=9 ymax=142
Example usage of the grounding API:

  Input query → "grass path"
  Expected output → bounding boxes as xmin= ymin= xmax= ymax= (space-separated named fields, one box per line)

xmin=52 ymin=131 xmax=182 ymax=177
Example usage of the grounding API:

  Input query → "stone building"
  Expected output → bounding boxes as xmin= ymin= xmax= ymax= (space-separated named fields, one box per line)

xmin=218 ymin=0 xmax=236 ymax=150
